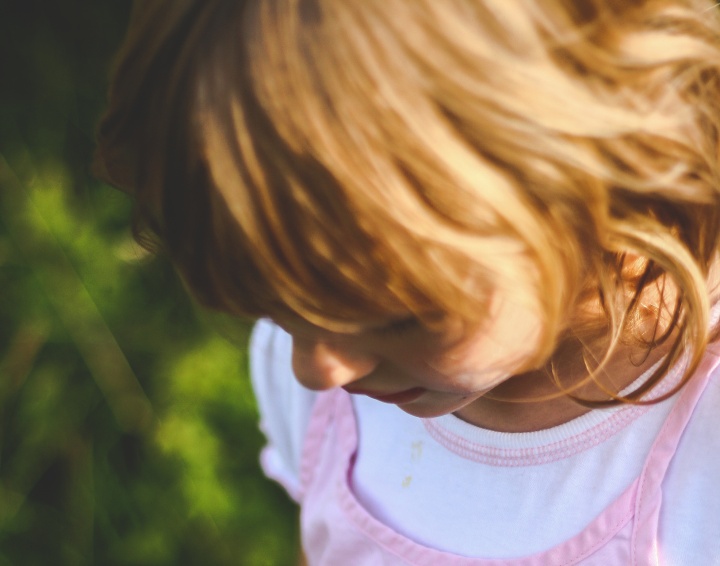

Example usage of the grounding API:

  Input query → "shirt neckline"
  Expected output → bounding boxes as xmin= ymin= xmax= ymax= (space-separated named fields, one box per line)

xmin=422 ymin=356 xmax=683 ymax=466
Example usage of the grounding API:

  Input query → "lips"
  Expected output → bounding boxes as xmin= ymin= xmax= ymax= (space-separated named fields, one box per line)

xmin=344 ymin=386 xmax=426 ymax=405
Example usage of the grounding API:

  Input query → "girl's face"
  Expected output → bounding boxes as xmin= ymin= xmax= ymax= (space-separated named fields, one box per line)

xmin=279 ymin=296 xmax=542 ymax=419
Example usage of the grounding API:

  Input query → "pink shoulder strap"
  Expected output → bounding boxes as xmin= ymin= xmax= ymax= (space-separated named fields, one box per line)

xmin=297 ymin=390 xmax=337 ymax=501
xmin=632 ymin=348 xmax=720 ymax=563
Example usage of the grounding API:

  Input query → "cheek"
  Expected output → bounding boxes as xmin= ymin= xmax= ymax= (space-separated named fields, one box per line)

xmin=429 ymin=350 xmax=513 ymax=392
xmin=432 ymin=316 xmax=543 ymax=387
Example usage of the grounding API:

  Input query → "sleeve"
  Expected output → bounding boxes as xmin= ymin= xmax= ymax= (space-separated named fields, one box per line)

xmin=249 ymin=319 xmax=318 ymax=502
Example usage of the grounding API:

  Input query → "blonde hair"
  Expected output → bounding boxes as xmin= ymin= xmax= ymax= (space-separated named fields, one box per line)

xmin=96 ymin=0 xmax=720 ymax=405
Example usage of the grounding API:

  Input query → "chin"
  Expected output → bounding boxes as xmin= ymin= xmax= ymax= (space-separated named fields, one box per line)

xmin=397 ymin=397 xmax=471 ymax=419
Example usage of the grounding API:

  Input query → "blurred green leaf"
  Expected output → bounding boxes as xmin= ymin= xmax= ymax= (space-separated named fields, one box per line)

xmin=0 ymin=1 xmax=299 ymax=564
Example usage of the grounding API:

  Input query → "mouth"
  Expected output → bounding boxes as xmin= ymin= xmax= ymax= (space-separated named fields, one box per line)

xmin=343 ymin=386 xmax=426 ymax=405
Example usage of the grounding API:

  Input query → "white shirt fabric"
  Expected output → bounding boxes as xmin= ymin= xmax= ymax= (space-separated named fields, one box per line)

xmin=249 ymin=319 xmax=720 ymax=563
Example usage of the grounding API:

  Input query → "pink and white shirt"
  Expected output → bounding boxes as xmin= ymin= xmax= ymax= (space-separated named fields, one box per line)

xmin=250 ymin=320 xmax=720 ymax=565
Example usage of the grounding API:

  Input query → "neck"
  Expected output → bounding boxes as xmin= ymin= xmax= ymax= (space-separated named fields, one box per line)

xmin=453 ymin=338 xmax=672 ymax=433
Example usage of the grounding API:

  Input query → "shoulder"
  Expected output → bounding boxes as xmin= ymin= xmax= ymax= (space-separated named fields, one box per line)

xmin=249 ymin=319 xmax=318 ymax=501
xmin=660 ymin=356 xmax=720 ymax=563
xmin=249 ymin=318 xmax=294 ymax=391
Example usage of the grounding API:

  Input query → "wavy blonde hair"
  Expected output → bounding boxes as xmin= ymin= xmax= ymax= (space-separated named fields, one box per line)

xmin=96 ymin=0 xmax=720 ymax=405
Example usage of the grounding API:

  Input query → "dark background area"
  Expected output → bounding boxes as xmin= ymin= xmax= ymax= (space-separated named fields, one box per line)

xmin=0 ymin=2 xmax=298 ymax=564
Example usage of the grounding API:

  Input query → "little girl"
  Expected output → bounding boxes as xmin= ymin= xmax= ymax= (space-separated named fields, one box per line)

xmin=96 ymin=0 xmax=720 ymax=563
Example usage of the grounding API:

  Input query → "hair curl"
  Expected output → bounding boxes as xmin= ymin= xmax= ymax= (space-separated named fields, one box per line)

xmin=96 ymin=0 xmax=720 ymax=405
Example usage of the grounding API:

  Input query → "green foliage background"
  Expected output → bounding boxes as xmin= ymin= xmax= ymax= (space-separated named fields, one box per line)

xmin=0 ymin=2 xmax=298 ymax=564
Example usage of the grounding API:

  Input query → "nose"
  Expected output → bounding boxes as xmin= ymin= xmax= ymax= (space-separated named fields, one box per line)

xmin=291 ymin=335 xmax=379 ymax=390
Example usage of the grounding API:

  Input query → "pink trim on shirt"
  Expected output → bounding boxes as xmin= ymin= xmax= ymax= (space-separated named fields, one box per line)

xmin=422 ymin=359 xmax=686 ymax=467
xmin=423 ymin=404 xmax=650 ymax=467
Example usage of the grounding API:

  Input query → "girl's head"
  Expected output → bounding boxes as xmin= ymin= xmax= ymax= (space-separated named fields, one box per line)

xmin=96 ymin=0 xmax=720 ymax=406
